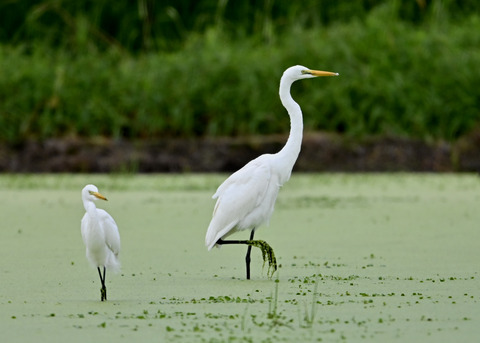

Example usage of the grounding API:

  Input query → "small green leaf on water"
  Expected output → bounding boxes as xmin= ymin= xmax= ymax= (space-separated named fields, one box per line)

xmin=98 ymin=322 xmax=106 ymax=328
xmin=166 ymin=326 xmax=174 ymax=332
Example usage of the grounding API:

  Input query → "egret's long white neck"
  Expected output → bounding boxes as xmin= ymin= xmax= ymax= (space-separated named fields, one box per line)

xmin=84 ymin=200 xmax=97 ymax=217
xmin=276 ymin=77 xmax=303 ymax=180
xmin=83 ymin=199 xmax=104 ymax=243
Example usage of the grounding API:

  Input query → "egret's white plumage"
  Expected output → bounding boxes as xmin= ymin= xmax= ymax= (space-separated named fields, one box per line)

xmin=205 ymin=65 xmax=338 ymax=278
xmin=205 ymin=155 xmax=280 ymax=250
xmin=81 ymin=184 xmax=120 ymax=300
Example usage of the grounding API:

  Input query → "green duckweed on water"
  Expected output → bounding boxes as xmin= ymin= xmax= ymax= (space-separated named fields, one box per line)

xmin=0 ymin=173 xmax=479 ymax=342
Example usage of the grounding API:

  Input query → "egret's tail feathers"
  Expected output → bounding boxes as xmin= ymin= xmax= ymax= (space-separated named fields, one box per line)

xmin=106 ymin=254 xmax=121 ymax=273
xmin=205 ymin=232 xmax=218 ymax=251
xmin=205 ymin=221 xmax=237 ymax=251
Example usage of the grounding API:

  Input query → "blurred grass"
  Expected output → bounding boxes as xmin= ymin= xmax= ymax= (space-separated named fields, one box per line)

xmin=0 ymin=1 xmax=479 ymax=143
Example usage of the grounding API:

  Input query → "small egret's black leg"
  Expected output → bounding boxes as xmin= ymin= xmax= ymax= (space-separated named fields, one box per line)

xmin=97 ymin=266 xmax=107 ymax=301
xmin=103 ymin=266 xmax=107 ymax=301
xmin=245 ymin=230 xmax=255 ymax=280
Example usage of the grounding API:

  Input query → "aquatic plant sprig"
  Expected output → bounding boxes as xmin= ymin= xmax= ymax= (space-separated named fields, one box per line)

xmin=245 ymin=239 xmax=277 ymax=278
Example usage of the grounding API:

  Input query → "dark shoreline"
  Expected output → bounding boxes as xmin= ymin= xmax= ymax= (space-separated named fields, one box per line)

xmin=1 ymin=132 xmax=479 ymax=173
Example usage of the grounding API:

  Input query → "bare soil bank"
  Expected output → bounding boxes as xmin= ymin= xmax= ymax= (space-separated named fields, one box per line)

xmin=1 ymin=132 xmax=479 ymax=172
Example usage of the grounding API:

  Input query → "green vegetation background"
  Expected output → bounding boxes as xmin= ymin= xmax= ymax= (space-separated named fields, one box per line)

xmin=1 ymin=0 xmax=479 ymax=144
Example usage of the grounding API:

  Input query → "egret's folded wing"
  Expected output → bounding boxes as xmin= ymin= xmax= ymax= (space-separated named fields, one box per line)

xmin=206 ymin=157 xmax=272 ymax=249
xmin=98 ymin=209 xmax=121 ymax=256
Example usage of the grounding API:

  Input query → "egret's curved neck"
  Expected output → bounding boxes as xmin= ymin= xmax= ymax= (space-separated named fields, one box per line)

xmin=277 ymin=78 xmax=303 ymax=173
xmin=84 ymin=200 xmax=97 ymax=216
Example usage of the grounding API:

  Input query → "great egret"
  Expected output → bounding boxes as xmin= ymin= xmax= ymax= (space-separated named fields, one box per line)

xmin=205 ymin=65 xmax=338 ymax=279
xmin=81 ymin=184 xmax=121 ymax=301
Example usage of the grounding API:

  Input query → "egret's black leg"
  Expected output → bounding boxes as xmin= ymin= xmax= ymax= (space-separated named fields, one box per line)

xmin=97 ymin=266 xmax=107 ymax=301
xmin=97 ymin=266 xmax=102 ymax=281
xmin=103 ymin=266 xmax=107 ymax=301
xmin=245 ymin=230 xmax=255 ymax=280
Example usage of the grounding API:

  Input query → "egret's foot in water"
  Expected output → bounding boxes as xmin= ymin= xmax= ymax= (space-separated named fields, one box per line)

xmin=246 ymin=240 xmax=277 ymax=278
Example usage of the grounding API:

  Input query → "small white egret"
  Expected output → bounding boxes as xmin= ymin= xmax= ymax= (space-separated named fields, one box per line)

xmin=205 ymin=65 xmax=338 ymax=279
xmin=81 ymin=184 xmax=121 ymax=301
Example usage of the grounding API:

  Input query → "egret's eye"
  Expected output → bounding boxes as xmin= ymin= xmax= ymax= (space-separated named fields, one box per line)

xmin=89 ymin=191 xmax=94 ymax=195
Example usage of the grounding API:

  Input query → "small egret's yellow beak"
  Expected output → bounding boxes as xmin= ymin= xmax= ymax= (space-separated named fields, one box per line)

xmin=90 ymin=191 xmax=108 ymax=201
xmin=306 ymin=69 xmax=339 ymax=77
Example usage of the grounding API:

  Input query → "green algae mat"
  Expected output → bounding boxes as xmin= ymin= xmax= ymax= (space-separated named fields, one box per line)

xmin=1 ymin=174 xmax=479 ymax=342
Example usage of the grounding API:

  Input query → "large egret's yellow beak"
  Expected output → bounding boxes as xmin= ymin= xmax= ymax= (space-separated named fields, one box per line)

xmin=89 ymin=191 xmax=108 ymax=201
xmin=305 ymin=69 xmax=339 ymax=77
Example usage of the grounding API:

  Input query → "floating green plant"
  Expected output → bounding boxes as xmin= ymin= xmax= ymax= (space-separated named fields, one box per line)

xmin=245 ymin=239 xmax=277 ymax=278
